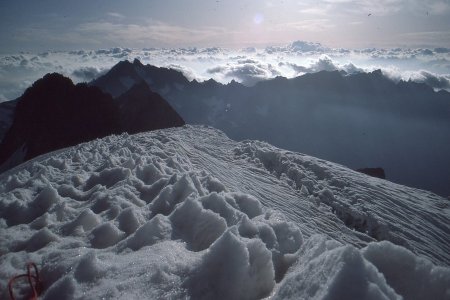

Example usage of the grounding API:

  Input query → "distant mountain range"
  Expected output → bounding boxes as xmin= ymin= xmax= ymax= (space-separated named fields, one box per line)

xmin=1 ymin=59 xmax=449 ymax=197
xmin=91 ymin=59 xmax=450 ymax=197
xmin=0 ymin=73 xmax=184 ymax=171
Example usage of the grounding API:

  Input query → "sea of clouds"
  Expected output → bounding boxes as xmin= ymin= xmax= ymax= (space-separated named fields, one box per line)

xmin=1 ymin=40 xmax=450 ymax=102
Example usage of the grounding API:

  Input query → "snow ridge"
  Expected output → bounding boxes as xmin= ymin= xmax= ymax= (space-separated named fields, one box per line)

xmin=234 ymin=140 xmax=450 ymax=265
xmin=0 ymin=126 xmax=449 ymax=299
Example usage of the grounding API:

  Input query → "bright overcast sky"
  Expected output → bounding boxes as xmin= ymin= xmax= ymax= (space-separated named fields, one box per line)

xmin=1 ymin=0 xmax=450 ymax=52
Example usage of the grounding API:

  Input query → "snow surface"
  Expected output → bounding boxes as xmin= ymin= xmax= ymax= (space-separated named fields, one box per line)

xmin=0 ymin=125 xmax=449 ymax=299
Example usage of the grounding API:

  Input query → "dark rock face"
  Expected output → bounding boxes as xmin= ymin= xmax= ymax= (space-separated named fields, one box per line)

xmin=116 ymin=81 xmax=185 ymax=134
xmin=0 ymin=73 xmax=121 ymax=167
xmin=91 ymin=59 xmax=189 ymax=98
xmin=357 ymin=168 xmax=386 ymax=179
xmin=0 ymin=99 xmax=18 ymax=142
xmin=0 ymin=73 xmax=185 ymax=171
xmin=90 ymin=60 xmax=143 ymax=98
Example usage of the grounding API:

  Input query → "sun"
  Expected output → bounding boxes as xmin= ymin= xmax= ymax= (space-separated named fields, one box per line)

xmin=253 ymin=13 xmax=264 ymax=25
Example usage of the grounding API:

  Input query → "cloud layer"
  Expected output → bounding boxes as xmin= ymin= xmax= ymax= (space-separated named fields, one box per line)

xmin=1 ymin=41 xmax=450 ymax=101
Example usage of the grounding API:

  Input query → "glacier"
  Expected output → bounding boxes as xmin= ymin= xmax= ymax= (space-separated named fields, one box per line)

xmin=0 ymin=126 xmax=449 ymax=299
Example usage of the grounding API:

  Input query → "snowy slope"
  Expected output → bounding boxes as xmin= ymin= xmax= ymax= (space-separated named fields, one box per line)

xmin=0 ymin=126 xmax=449 ymax=299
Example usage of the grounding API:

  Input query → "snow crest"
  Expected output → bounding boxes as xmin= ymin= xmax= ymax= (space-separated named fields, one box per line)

xmin=0 ymin=126 xmax=449 ymax=299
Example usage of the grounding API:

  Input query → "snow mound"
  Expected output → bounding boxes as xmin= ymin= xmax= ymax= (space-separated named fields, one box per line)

xmin=274 ymin=235 xmax=400 ymax=300
xmin=1 ymin=126 xmax=449 ymax=299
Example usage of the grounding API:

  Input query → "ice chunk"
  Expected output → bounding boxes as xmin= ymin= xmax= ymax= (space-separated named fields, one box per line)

xmin=270 ymin=219 xmax=303 ymax=254
xmin=21 ymin=228 xmax=59 ymax=252
xmin=199 ymin=192 xmax=244 ymax=226
xmin=3 ymin=173 xmax=28 ymax=192
xmin=246 ymin=239 xmax=276 ymax=297
xmin=294 ymin=234 xmax=342 ymax=264
xmin=124 ymin=214 xmax=173 ymax=251
xmin=136 ymin=163 xmax=163 ymax=185
xmin=250 ymin=211 xmax=303 ymax=281
xmin=238 ymin=215 xmax=259 ymax=238
xmin=42 ymin=276 xmax=77 ymax=300
xmin=74 ymin=251 xmax=106 ymax=282
xmin=85 ymin=167 xmax=131 ymax=190
xmin=204 ymin=176 xmax=227 ymax=193
xmin=232 ymin=193 xmax=263 ymax=219
xmin=139 ymin=177 xmax=170 ymax=203
xmin=90 ymin=192 xmax=116 ymax=214
xmin=46 ymin=157 xmax=68 ymax=170
xmin=29 ymin=212 xmax=51 ymax=230
xmin=253 ymin=220 xmax=278 ymax=250
xmin=117 ymin=207 xmax=143 ymax=236
xmin=275 ymin=237 xmax=400 ymax=300
xmin=151 ymin=174 xmax=196 ymax=216
xmin=186 ymin=230 xmax=275 ymax=299
xmin=4 ymin=185 xmax=60 ymax=226
xmin=32 ymin=186 xmax=60 ymax=212
xmin=89 ymin=222 xmax=124 ymax=249
xmin=64 ymin=209 xmax=101 ymax=234
xmin=363 ymin=241 xmax=450 ymax=300
xmin=170 ymin=198 xmax=227 ymax=251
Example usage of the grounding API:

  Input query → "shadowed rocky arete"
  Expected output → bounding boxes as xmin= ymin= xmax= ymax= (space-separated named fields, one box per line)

xmin=0 ymin=73 xmax=184 ymax=172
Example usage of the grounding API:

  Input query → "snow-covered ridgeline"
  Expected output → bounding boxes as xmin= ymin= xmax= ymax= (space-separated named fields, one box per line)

xmin=0 ymin=126 xmax=449 ymax=299
xmin=233 ymin=140 xmax=450 ymax=266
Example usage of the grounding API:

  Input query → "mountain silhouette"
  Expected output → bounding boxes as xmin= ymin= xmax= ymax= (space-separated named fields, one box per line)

xmin=0 ymin=73 xmax=185 ymax=172
xmin=116 ymin=81 xmax=185 ymax=134
xmin=91 ymin=59 xmax=189 ymax=98
xmin=0 ymin=73 xmax=121 ymax=170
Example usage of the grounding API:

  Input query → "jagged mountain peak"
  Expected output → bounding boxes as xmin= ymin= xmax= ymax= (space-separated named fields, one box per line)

xmin=133 ymin=58 xmax=144 ymax=66
xmin=110 ymin=59 xmax=137 ymax=74
xmin=23 ymin=72 xmax=75 ymax=97
xmin=91 ymin=59 xmax=190 ymax=97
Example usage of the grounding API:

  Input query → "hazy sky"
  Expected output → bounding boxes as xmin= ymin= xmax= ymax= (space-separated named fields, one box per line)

xmin=1 ymin=0 xmax=450 ymax=52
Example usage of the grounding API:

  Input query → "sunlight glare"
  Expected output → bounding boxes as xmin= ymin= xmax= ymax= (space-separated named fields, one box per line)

xmin=253 ymin=13 xmax=264 ymax=25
